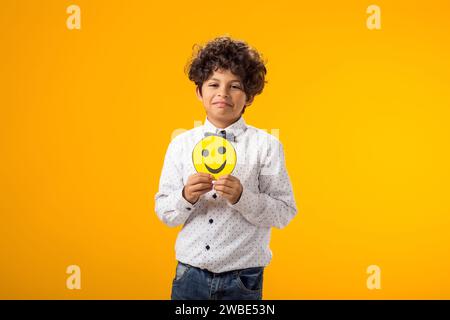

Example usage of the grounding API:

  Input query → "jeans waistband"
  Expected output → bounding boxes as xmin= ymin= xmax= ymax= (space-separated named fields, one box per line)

xmin=178 ymin=261 xmax=263 ymax=277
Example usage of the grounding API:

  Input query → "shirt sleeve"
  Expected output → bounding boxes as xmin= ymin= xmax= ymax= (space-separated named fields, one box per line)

xmin=154 ymin=137 xmax=198 ymax=227
xmin=228 ymin=138 xmax=298 ymax=229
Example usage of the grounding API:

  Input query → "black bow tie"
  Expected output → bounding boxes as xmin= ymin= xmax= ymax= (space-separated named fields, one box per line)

xmin=204 ymin=130 xmax=236 ymax=142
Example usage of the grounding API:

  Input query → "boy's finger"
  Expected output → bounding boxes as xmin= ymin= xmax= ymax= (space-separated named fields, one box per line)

xmin=191 ymin=189 xmax=212 ymax=197
xmin=218 ymin=174 xmax=238 ymax=182
xmin=212 ymin=179 xmax=234 ymax=187
xmin=216 ymin=190 xmax=233 ymax=197
xmin=191 ymin=175 xmax=213 ymax=184
xmin=191 ymin=172 xmax=212 ymax=180
xmin=214 ymin=184 xmax=233 ymax=194
xmin=190 ymin=183 xmax=213 ymax=192
xmin=191 ymin=189 xmax=212 ymax=198
xmin=195 ymin=172 xmax=213 ymax=178
xmin=193 ymin=186 xmax=213 ymax=194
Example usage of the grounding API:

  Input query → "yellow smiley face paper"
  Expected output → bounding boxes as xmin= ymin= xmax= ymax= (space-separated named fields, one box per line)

xmin=192 ymin=135 xmax=237 ymax=180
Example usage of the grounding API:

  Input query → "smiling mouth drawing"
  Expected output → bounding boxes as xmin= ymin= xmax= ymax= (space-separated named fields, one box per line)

xmin=205 ymin=160 xmax=227 ymax=174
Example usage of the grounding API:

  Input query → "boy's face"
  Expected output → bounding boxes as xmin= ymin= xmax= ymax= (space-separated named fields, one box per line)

xmin=197 ymin=68 xmax=249 ymax=126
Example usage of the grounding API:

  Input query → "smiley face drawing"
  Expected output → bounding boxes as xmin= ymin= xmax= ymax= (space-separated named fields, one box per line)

xmin=192 ymin=135 xmax=237 ymax=179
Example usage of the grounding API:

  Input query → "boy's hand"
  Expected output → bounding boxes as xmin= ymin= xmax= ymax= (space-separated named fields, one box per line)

xmin=213 ymin=174 xmax=243 ymax=205
xmin=183 ymin=173 xmax=214 ymax=204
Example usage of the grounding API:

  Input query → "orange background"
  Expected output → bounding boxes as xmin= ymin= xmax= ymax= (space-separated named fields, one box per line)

xmin=1 ymin=0 xmax=450 ymax=299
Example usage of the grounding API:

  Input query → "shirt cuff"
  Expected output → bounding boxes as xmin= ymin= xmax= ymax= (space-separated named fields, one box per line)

xmin=175 ymin=187 xmax=198 ymax=214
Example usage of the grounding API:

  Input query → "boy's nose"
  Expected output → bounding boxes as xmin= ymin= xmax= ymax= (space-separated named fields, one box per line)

xmin=217 ymin=88 xmax=229 ymax=97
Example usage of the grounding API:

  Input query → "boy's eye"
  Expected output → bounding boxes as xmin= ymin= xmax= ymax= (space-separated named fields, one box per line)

xmin=218 ymin=146 xmax=226 ymax=154
xmin=202 ymin=149 xmax=209 ymax=157
xmin=208 ymin=84 xmax=241 ymax=89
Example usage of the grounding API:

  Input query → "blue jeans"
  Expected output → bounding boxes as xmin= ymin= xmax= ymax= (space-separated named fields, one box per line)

xmin=171 ymin=261 xmax=264 ymax=300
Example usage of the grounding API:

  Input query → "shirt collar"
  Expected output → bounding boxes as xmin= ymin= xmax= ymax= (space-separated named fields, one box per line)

xmin=203 ymin=116 xmax=248 ymax=139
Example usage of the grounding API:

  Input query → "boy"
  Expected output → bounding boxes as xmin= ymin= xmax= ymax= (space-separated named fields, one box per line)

xmin=155 ymin=36 xmax=297 ymax=300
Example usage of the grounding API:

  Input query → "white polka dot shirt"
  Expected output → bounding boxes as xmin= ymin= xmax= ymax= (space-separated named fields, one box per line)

xmin=155 ymin=116 xmax=298 ymax=273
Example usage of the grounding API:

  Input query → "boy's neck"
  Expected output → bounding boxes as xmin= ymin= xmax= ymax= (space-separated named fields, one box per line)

xmin=207 ymin=116 xmax=241 ymax=130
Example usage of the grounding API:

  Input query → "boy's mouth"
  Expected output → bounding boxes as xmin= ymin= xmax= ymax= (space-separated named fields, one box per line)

xmin=205 ymin=161 xmax=227 ymax=174
xmin=213 ymin=101 xmax=232 ymax=107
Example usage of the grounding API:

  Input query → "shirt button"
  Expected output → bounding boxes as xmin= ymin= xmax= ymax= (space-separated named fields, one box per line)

xmin=186 ymin=207 xmax=191 ymax=211
xmin=212 ymin=193 xmax=217 ymax=199
xmin=205 ymin=245 xmax=210 ymax=250
xmin=209 ymin=219 xmax=214 ymax=224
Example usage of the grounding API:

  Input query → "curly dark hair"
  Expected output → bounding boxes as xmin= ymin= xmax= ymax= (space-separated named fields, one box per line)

xmin=185 ymin=36 xmax=267 ymax=113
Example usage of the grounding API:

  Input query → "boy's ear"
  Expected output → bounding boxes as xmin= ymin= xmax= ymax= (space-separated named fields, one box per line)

xmin=196 ymin=86 xmax=203 ymax=102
